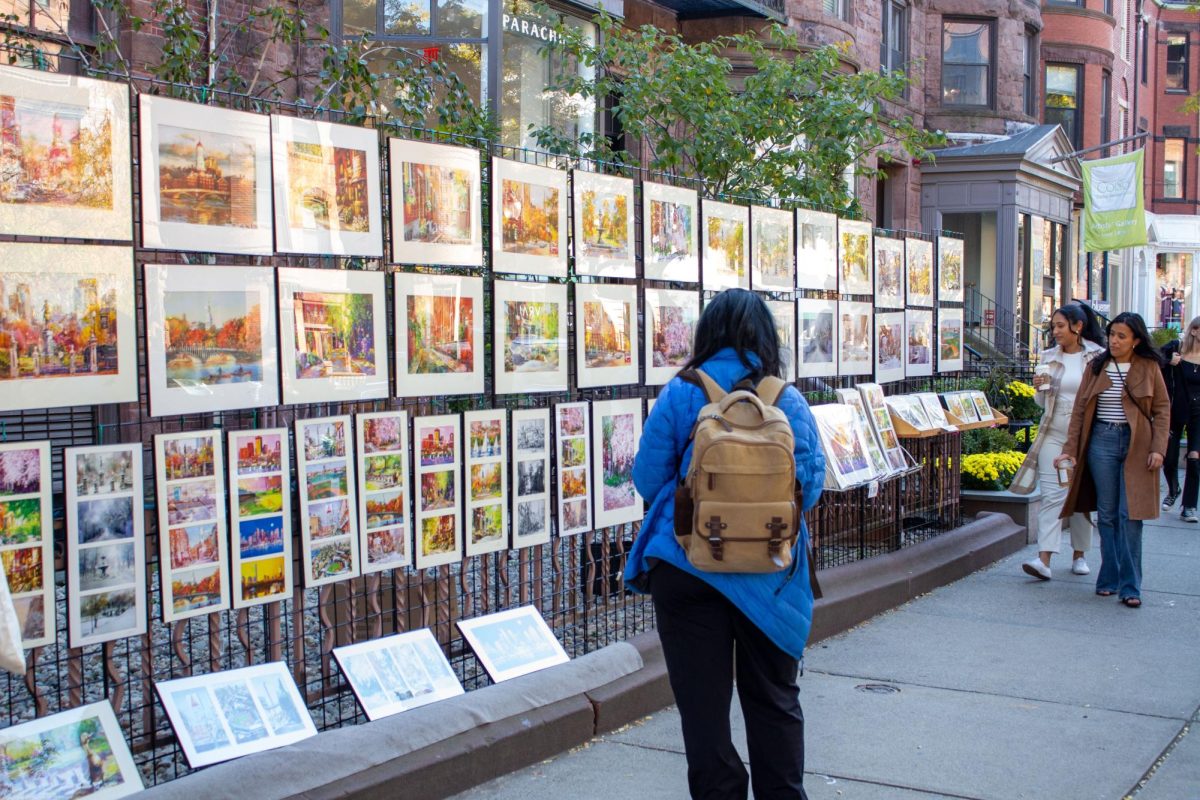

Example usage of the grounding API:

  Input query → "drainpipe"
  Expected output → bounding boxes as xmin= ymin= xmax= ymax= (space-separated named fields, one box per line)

xmin=207 ymin=0 xmax=219 ymax=88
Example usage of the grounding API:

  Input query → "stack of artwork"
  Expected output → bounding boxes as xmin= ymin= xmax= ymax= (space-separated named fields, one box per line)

xmin=414 ymin=414 xmax=462 ymax=569
xmin=229 ymin=429 xmax=293 ymax=606
xmin=296 ymin=416 xmax=359 ymax=586
xmin=859 ymin=384 xmax=907 ymax=471
xmin=809 ymin=403 xmax=877 ymax=490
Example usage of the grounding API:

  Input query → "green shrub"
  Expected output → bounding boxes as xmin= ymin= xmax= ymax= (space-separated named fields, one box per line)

xmin=1152 ymin=327 xmax=1179 ymax=350
xmin=962 ymin=427 xmax=1020 ymax=455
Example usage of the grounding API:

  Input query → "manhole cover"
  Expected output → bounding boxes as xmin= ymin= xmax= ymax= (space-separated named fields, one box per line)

xmin=855 ymin=683 xmax=901 ymax=694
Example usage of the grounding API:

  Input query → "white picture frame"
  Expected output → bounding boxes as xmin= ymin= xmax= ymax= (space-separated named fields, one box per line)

xmin=796 ymin=298 xmax=838 ymax=379
xmin=491 ymin=157 xmax=568 ymax=278
xmin=278 ymin=267 xmax=389 ymax=404
xmin=837 ymin=218 xmax=873 ymax=296
xmin=642 ymin=181 xmax=699 ymax=283
xmin=906 ymin=237 xmax=934 ymax=307
xmin=414 ymin=414 xmax=463 ymax=569
xmin=0 ymin=440 xmax=54 ymax=648
xmin=457 ymin=606 xmax=569 ymax=682
xmin=906 ymin=308 xmax=934 ymax=378
xmin=572 ymin=170 xmax=635 ymax=278
xmin=701 ymin=200 xmax=750 ymax=290
xmin=389 ymin=138 xmax=482 ymax=267
xmin=66 ymin=443 xmax=147 ymax=648
xmin=839 ymin=300 xmax=874 ymax=377
xmin=795 ymin=209 xmax=838 ymax=291
xmin=767 ymin=299 xmax=798 ymax=382
xmin=333 ymin=628 xmax=464 ymax=720
xmin=512 ymin=408 xmax=551 ymax=549
xmin=591 ymin=399 xmax=643 ymax=528
xmin=751 ymin=205 xmax=796 ymax=291
xmin=810 ymin=404 xmax=876 ymax=489
xmin=644 ymin=288 xmax=699 ymax=386
xmin=874 ymin=311 xmax=906 ymax=384
xmin=228 ymin=428 xmax=293 ymax=608
xmin=575 ymin=282 xmax=639 ymax=389
xmin=295 ymin=415 xmax=360 ymax=587
xmin=356 ymin=410 xmax=412 ymax=573
xmin=393 ymin=272 xmax=484 ymax=397
xmin=874 ymin=235 xmax=905 ymax=309
xmin=493 ymin=279 xmax=568 ymax=395
xmin=938 ymin=307 xmax=965 ymax=372
xmin=138 ymin=95 xmax=273 ymax=254
xmin=556 ymin=402 xmax=593 ymax=536
xmin=938 ymin=235 xmax=964 ymax=303
xmin=270 ymin=115 xmax=383 ymax=257
xmin=464 ymin=408 xmax=508 ymax=557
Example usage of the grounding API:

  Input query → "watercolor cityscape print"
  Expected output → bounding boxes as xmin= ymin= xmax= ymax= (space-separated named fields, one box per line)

xmin=649 ymin=198 xmax=692 ymax=263
xmin=578 ymin=188 xmax=630 ymax=260
xmin=231 ymin=429 xmax=290 ymax=606
xmin=358 ymin=413 xmax=409 ymax=572
xmin=406 ymin=293 xmax=473 ymax=374
xmin=415 ymin=416 xmax=459 ymax=566
xmin=285 ymin=141 xmax=370 ymax=232
xmin=840 ymin=229 xmax=870 ymax=291
xmin=161 ymin=290 xmax=263 ymax=389
xmin=0 ymin=708 xmax=138 ymax=798
xmin=157 ymin=125 xmax=257 ymax=228
xmin=159 ymin=431 xmax=226 ymax=621
xmin=705 ymin=215 xmax=746 ymax=283
xmin=753 ymin=214 xmax=792 ymax=287
xmin=557 ymin=405 xmax=590 ymax=536
xmin=401 ymin=162 xmax=472 ymax=244
xmin=467 ymin=414 xmax=506 ymax=552
xmin=502 ymin=300 xmax=559 ymax=374
xmin=292 ymin=291 xmax=376 ymax=379
xmin=299 ymin=418 xmax=356 ymax=584
xmin=600 ymin=412 xmax=636 ymax=513
xmin=582 ymin=298 xmax=632 ymax=369
xmin=500 ymin=178 xmax=559 ymax=256
xmin=0 ymin=443 xmax=49 ymax=644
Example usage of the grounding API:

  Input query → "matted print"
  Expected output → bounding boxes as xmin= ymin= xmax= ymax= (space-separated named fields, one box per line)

xmin=511 ymin=408 xmax=551 ymax=549
xmin=575 ymin=282 xmax=639 ymax=389
xmin=0 ymin=440 xmax=53 ymax=647
xmin=0 ymin=64 xmax=132 ymax=241
xmin=906 ymin=309 xmax=934 ymax=378
xmin=414 ymin=414 xmax=463 ymax=569
xmin=271 ymin=115 xmax=383 ymax=257
xmin=751 ymin=206 xmax=795 ymax=291
xmin=874 ymin=311 xmax=905 ymax=384
xmin=592 ymin=399 xmax=642 ymax=528
xmin=970 ymin=390 xmax=994 ymax=421
xmin=0 ymin=700 xmax=143 ymax=799
xmin=464 ymin=409 xmax=508 ymax=557
xmin=393 ymin=272 xmax=484 ymax=397
xmin=493 ymin=279 xmax=568 ymax=395
xmin=0 ymin=242 xmax=136 ymax=413
xmin=278 ymin=267 xmax=389 ymax=404
xmin=887 ymin=395 xmax=933 ymax=431
xmin=457 ymin=606 xmax=569 ymax=682
xmin=491 ymin=157 xmax=568 ymax=278
xmin=858 ymin=383 xmax=907 ymax=471
xmin=645 ymin=288 xmax=699 ymax=386
xmin=66 ymin=443 xmax=146 ymax=648
xmin=156 ymin=661 xmax=316 ymax=769
xmin=916 ymin=392 xmax=952 ymax=429
xmin=839 ymin=300 xmax=873 ymax=376
xmin=333 ymin=628 xmax=464 ymax=720
xmin=555 ymin=402 xmax=592 ymax=537
xmin=155 ymin=430 xmax=230 ymax=622
xmin=139 ymin=95 xmax=272 ymax=254
xmin=874 ymin=235 xmax=905 ymax=309
xmin=948 ymin=391 xmax=979 ymax=423
xmin=906 ymin=237 xmax=934 ymax=307
xmin=295 ymin=416 xmax=359 ymax=586
xmin=144 ymin=264 xmax=279 ymax=417
xmin=796 ymin=298 xmax=837 ymax=378
xmin=795 ymin=209 xmax=837 ymax=291
xmin=810 ymin=403 xmax=875 ymax=490
xmin=355 ymin=411 xmax=411 ymax=572
xmin=834 ymin=389 xmax=890 ymax=479
xmin=228 ymin=428 xmax=293 ymax=608
xmin=938 ymin=307 xmax=964 ymax=372
xmin=837 ymin=218 xmax=873 ymax=296
xmin=938 ymin=236 xmax=964 ymax=303
xmin=767 ymin=299 xmax=797 ymax=382
xmin=572 ymin=170 xmax=635 ymax=278
xmin=701 ymin=200 xmax=749 ymax=290
xmin=389 ymin=138 xmax=482 ymax=266
xmin=642 ymin=181 xmax=698 ymax=282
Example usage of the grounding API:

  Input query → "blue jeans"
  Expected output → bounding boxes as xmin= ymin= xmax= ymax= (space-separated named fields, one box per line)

xmin=1086 ymin=421 xmax=1143 ymax=599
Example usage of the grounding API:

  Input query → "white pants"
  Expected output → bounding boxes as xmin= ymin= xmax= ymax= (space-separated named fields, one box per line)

xmin=1035 ymin=411 xmax=1094 ymax=556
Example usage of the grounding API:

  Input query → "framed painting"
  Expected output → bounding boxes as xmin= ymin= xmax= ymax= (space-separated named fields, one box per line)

xmin=750 ymin=205 xmax=795 ymax=291
xmin=464 ymin=409 xmax=508 ymax=557
xmin=414 ymin=414 xmax=462 ymax=569
xmin=0 ymin=242 xmax=136 ymax=412
xmin=491 ymin=157 xmax=568 ymax=278
xmin=0 ymin=440 xmax=53 ymax=648
xmin=701 ymin=200 xmax=749 ymax=291
xmin=139 ymin=95 xmax=273 ymax=254
xmin=642 ymin=181 xmax=698 ymax=282
xmin=591 ymin=399 xmax=642 ymax=528
xmin=810 ymin=404 xmax=875 ymax=490
xmin=906 ymin=237 xmax=934 ymax=307
xmin=457 ymin=606 xmax=569 ymax=683
xmin=938 ymin=307 xmax=965 ymax=372
xmin=572 ymin=170 xmax=635 ymax=278
xmin=333 ymin=628 xmax=464 ymax=720
xmin=874 ymin=311 xmax=906 ymax=384
xmin=155 ymin=430 xmax=230 ymax=623
xmin=938 ymin=236 xmax=964 ymax=303
xmin=575 ymin=282 xmax=638 ymax=389
xmin=555 ymin=402 xmax=592 ymax=537
xmin=156 ymin=661 xmax=317 ymax=769
xmin=511 ymin=408 xmax=551 ymax=549
xmin=271 ymin=115 xmax=383 ymax=257
xmin=0 ymin=700 xmax=143 ymax=798
xmin=839 ymin=300 xmax=874 ymax=377
xmin=278 ymin=267 xmax=389 ymax=404
xmin=394 ymin=272 xmax=484 ymax=397
xmin=644 ymin=288 xmax=699 ymax=386
xmin=295 ymin=415 xmax=360 ymax=587
xmin=906 ymin=309 xmax=934 ymax=378
xmin=796 ymin=298 xmax=837 ymax=379
xmin=493 ymin=279 xmax=568 ymax=395
xmin=228 ymin=428 xmax=293 ymax=608
xmin=795 ymin=209 xmax=837 ymax=291
xmin=65 ymin=443 xmax=147 ymax=648
xmin=767 ymin=299 xmax=798 ymax=382
xmin=874 ymin=235 xmax=905 ymax=309
xmin=837 ymin=218 xmax=873 ymax=296
xmin=0 ymin=64 xmax=132 ymax=241
xmin=389 ymin=138 xmax=482 ymax=267
xmin=356 ymin=410 xmax=412 ymax=573
xmin=144 ymin=264 xmax=279 ymax=417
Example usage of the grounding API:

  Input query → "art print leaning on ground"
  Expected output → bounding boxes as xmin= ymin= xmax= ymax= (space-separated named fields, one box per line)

xmin=457 ymin=605 xmax=570 ymax=682
xmin=333 ymin=628 xmax=464 ymax=720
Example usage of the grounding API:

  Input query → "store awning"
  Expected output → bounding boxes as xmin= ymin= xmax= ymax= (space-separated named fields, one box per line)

xmin=1146 ymin=212 xmax=1200 ymax=250
xmin=649 ymin=0 xmax=785 ymax=22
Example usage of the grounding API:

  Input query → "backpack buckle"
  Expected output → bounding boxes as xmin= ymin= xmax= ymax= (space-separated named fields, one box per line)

xmin=704 ymin=515 xmax=727 ymax=561
xmin=765 ymin=517 xmax=789 ymax=557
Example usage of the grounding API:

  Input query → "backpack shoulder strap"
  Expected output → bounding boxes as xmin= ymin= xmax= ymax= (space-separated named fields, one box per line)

xmin=754 ymin=376 xmax=787 ymax=407
xmin=680 ymin=368 xmax=726 ymax=402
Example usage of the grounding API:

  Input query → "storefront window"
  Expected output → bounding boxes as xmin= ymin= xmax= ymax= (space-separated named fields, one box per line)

xmin=1157 ymin=252 xmax=1191 ymax=329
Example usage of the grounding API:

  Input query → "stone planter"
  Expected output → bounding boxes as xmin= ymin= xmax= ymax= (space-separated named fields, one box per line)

xmin=960 ymin=488 xmax=1042 ymax=544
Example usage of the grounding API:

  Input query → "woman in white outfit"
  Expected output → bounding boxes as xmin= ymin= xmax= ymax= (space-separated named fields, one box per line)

xmin=1009 ymin=302 xmax=1105 ymax=579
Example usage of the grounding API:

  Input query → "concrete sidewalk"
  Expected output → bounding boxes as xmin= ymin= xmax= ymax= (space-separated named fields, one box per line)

xmin=455 ymin=513 xmax=1200 ymax=800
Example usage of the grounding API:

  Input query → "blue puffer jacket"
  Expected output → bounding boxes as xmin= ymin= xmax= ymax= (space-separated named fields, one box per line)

xmin=624 ymin=348 xmax=825 ymax=660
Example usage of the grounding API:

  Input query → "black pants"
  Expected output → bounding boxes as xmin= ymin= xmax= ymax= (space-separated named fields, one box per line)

xmin=649 ymin=562 xmax=809 ymax=800
xmin=1165 ymin=407 xmax=1200 ymax=506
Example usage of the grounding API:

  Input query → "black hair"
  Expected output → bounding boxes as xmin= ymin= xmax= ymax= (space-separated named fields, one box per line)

xmin=1091 ymin=311 xmax=1163 ymax=374
xmin=1052 ymin=302 xmax=1106 ymax=348
xmin=682 ymin=288 xmax=783 ymax=379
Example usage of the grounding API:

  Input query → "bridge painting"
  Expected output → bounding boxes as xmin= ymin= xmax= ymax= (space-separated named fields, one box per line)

xmin=162 ymin=290 xmax=264 ymax=387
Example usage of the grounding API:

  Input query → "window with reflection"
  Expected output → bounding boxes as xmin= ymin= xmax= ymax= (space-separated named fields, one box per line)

xmin=1044 ymin=64 xmax=1081 ymax=149
xmin=1164 ymin=138 xmax=1185 ymax=199
xmin=942 ymin=19 xmax=993 ymax=108
xmin=1166 ymin=34 xmax=1188 ymax=92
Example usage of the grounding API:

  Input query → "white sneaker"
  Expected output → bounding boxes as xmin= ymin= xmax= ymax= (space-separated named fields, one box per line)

xmin=1022 ymin=559 xmax=1052 ymax=580
xmin=1071 ymin=558 xmax=1090 ymax=575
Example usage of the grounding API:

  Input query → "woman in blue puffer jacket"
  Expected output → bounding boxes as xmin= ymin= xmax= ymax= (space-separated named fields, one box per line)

xmin=625 ymin=288 xmax=824 ymax=800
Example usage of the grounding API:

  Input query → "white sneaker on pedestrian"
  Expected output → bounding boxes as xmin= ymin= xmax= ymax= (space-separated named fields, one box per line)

xmin=1022 ymin=559 xmax=1051 ymax=580
xmin=1071 ymin=557 xmax=1090 ymax=575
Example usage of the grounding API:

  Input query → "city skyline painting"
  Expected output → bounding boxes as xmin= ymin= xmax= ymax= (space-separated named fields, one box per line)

xmin=228 ymin=427 xmax=293 ymax=607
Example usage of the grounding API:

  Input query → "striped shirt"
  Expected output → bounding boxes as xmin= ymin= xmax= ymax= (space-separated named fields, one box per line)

xmin=1095 ymin=362 xmax=1129 ymax=423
